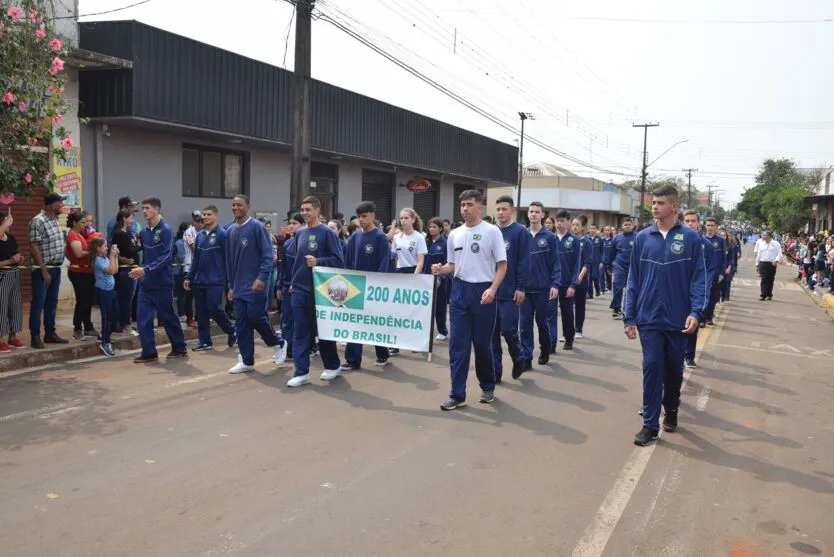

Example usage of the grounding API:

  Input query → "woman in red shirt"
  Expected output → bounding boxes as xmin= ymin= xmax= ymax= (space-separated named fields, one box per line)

xmin=66 ymin=211 xmax=97 ymax=340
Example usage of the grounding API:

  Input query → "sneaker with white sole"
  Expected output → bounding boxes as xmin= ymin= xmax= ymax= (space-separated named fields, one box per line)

xmin=375 ymin=358 xmax=389 ymax=367
xmin=273 ymin=341 xmax=288 ymax=365
xmin=434 ymin=333 xmax=448 ymax=341
xmin=559 ymin=336 xmax=566 ymax=343
xmin=575 ymin=333 xmax=584 ymax=339
xmin=287 ymin=374 xmax=311 ymax=387
xmin=229 ymin=361 xmax=255 ymax=374
xmin=320 ymin=367 xmax=342 ymax=381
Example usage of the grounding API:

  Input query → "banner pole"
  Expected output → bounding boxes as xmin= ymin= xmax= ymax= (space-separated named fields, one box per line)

xmin=427 ymin=275 xmax=438 ymax=362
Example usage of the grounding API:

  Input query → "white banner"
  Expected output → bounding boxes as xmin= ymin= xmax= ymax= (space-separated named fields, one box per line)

xmin=312 ymin=266 xmax=435 ymax=352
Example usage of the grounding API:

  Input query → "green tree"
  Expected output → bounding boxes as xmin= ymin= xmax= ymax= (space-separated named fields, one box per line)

xmin=736 ymin=158 xmax=813 ymax=230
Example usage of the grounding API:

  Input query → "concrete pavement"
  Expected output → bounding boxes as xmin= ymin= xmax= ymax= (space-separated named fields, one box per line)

xmin=0 ymin=247 xmax=831 ymax=556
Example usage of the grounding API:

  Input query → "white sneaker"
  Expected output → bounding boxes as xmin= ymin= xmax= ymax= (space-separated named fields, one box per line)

xmin=320 ymin=367 xmax=342 ymax=381
xmin=435 ymin=333 xmax=448 ymax=341
xmin=575 ymin=333 xmax=584 ymax=339
xmin=273 ymin=341 xmax=288 ymax=365
xmin=229 ymin=361 xmax=255 ymax=374
xmin=559 ymin=336 xmax=566 ymax=343
xmin=287 ymin=374 xmax=311 ymax=387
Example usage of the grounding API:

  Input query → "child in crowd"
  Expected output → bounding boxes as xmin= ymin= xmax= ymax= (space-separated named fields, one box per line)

xmin=91 ymin=237 xmax=120 ymax=356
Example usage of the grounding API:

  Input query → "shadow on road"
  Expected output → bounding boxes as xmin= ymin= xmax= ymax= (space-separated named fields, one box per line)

xmin=502 ymin=378 xmax=606 ymax=412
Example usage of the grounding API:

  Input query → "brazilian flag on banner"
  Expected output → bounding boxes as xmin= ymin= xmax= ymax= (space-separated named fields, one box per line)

xmin=314 ymin=271 xmax=366 ymax=310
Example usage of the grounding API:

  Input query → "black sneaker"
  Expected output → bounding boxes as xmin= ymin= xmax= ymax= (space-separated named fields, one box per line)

xmin=166 ymin=350 xmax=188 ymax=360
xmin=766 ymin=296 xmax=773 ymax=300
xmin=192 ymin=344 xmax=214 ymax=352
xmin=440 ymin=398 xmax=466 ymax=411
xmin=388 ymin=348 xmax=400 ymax=356
xmin=699 ymin=322 xmax=705 ymax=328
xmin=72 ymin=330 xmax=84 ymax=341
xmin=495 ymin=375 xmax=502 ymax=384
xmin=100 ymin=343 xmax=116 ymax=357
xmin=685 ymin=358 xmax=697 ymax=369
xmin=524 ymin=359 xmax=533 ymax=371
xmin=134 ymin=353 xmax=159 ymax=364
xmin=479 ymin=391 xmax=495 ymax=404
xmin=634 ymin=427 xmax=659 ymax=446
xmin=84 ymin=328 xmax=100 ymax=339
xmin=563 ymin=341 xmax=574 ymax=350
xmin=374 ymin=358 xmax=389 ymax=367
xmin=31 ymin=335 xmax=44 ymax=349
xmin=511 ymin=360 xmax=524 ymax=380
xmin=706 ymin=320 xmax=715 ymax=327
xmin=537 ymin=352 xmax=549 ymax=365
xmin=662 ymin=409 xmax=678 ymax=432
xmin=341 ymin=362 xmax=360 ymax=371
xmin=227 ymin=332 xmax=237 ymax=348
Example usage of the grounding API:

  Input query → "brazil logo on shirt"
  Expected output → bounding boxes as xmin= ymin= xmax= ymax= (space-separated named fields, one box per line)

xmin=673 ymin=233 xmax=684 ymax=241
xmin=671 ymin=241 xmax=684 ymax=255
xmin=537 ymin=237 xmax=548 ymax=248
xmin=314 ymin=272 xmax=365 ymax=310
xmin=308 ymin=235 xmax=318 ymax=251
xmin=364 ymin=243 xmax=374 ymax=254
xmin=473 ymin=233 xmax=482 ymax=241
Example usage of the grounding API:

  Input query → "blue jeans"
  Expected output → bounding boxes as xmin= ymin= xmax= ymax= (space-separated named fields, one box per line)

xmin=29 ymin=268 xmax=61 ymax=337
xmin=98 ymin=288 xmax=118 ymax=344
xmin=115 ymin=269 xmax=136 ymax=329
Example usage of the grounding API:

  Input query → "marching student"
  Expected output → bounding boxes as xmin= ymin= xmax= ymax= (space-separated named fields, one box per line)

xmin=424 ymin=217 xmax=449 ymax=342
xmin=493 ymin=196 xmax=531 ymax=381
xmin=287 ymin=195 xmax=345 ymax=387
xmin=277 ymin=212 xmax=305 ymax=360
xmin=432 ymin=189 xmax=506 ymax=410
xmin=129 ymin=197 xmax=188 ymax=363
xmin=589 ymin=224 xmax=604 ymax=297
xmin=184 ymin=205 xmax=237 ymax=353
xmin=602 ymin=226 xmax=614 ymax=293
xmin=624 ymin=185 xmax=707 ymax=446
xmin=703 ymin=217 xmax=728 ymax=326
xmin=552 ymin=209 xmax=580 ymax=351
xmin=520 ymin=202 xmax=559 ymax=368
xmin=607 ymin=218 xmax=636 ymax=319
xmin=392 ymin=208 xmax=427 ymax=274
xmin=571 ymin=215 xmax=593 ymax=339
xmin=341 ymin=201 xmax=391 ymax=370
xmin=328 ymin=219 xmax=348 ymax=256
xmin=682 ymin=210 xmax=713 ymax=368
xmin=225 ymin=195 xmax=287 ymax=374
xmin=719 ymin=230 xmax=737 ymax=303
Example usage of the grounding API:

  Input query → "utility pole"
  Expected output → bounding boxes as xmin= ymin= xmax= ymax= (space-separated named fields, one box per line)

xmin=705 ymin=184 xmax=718 ymax=217
xmin=290 ymin=0 xmax=315 ymax=213
xmin=682 ymin=168 xmax=698 ymax=209
xmin=633 ymin=122 xmax=659 ymax=223
xmin=516 ymin=112 xmax=533 ymax=221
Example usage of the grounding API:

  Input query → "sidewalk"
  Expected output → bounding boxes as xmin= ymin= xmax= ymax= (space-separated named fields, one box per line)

xmin=0 ymin=303 xmax=277 ymax=374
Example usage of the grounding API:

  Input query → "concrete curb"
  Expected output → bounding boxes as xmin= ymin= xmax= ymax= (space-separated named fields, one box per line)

xmin=823 ymin=293 xmax=834 ymax=310
xmin=0 ymin=314 xmax=280 ymax=375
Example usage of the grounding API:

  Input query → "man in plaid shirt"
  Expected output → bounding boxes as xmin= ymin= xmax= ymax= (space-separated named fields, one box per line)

xmin=28 ymin=193 xmax=70 ymax=348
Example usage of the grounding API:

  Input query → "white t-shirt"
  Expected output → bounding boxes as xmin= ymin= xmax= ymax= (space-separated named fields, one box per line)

xmin=447 ymin=221 xmax=507 ymax=283
xmin=183 ymin=225 xmax=198 ymax=271
xmin=392 ymin=231 xmax=428 ymax=269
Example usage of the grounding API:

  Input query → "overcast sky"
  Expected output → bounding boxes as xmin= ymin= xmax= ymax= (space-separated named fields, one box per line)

xmin=78 ymin=0 xmax=834 ymax=205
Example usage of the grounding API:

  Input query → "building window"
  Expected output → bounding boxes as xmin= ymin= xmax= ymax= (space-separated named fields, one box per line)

xmin=182 ymin=144 xmax=246 ymax=198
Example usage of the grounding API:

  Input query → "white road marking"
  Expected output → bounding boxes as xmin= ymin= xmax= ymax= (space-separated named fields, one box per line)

xmin=570 ymin=304 xmax=729 ymax=557
xmin=0 ymin=402 xmax=88 ymax=423
xmin=695 ymin=386 xmax=711 ymax=412
xmin=714 ymin=344 xmax=832 ymax=360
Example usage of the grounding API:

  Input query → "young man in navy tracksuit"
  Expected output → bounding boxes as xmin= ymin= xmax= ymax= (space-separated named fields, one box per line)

xmin=602 ymin=226 xmax=614 ymax=293
xmin=185 ymin=205 xmax=236 ymax=352
xmin=226 ymin=195 xmax=287 ymax=374
xmin=682 ymin=210 xmax=713 ymax=368
xmin=432 ymin=189 xmax=506 ymax=410
xmin=341 ymin=201 xmax=391 ymax=370
xmin=129 ymin=197 xmax=188 ymax=363
xmin=493 ymin=195 xmax=531 ymax=381
xmin=703 ymin=217 xmax=728 ymax=326
xmin=552 ymin=209 xmax=581 ymax=351
xmin=277 ymin=213 xmax=304 ymax=359
xmin=625 ymin=185 xmax=707 ymax=446
xmin=589 ymin=224 xmax=604 ymax=296
xmin=520 ymin=201 xmax=560 ymax=368
xmin=607 ymin=218 xmax=636 ymax=318
xmin=287 ymin=195 xmax=345 ymax=387
xmin=571 ymin=215 xmax=593 ymax=338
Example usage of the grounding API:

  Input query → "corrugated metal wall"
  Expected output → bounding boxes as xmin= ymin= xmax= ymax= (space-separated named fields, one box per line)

xmin=78 ymin=21 xmax=517 ymax=185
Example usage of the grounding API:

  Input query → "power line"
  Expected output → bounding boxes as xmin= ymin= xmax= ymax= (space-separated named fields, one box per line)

xmin=60 ymin=0 xmax=154 ymax=19
xmin=547 ymin=15 xmax=834 ymax=25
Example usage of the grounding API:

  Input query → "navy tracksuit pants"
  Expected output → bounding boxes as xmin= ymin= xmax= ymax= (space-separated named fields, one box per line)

xmin=574 ymin=282 xmax=587 ymax=334
xmin=610 ymin=267 xmax=628 ymax=311
xmin=434 ymin=278 xmax=449 ymax=336
xmin=705 ymin=279 xmax=720 ymax=321
xmin=291 ymin=291 xmax=340 ymax=376
xmin=449 ymin=278 xmax=496 ymax=402
xmin=605 ymin=266 xmax=613 ymax=292
xmin=685 ymin=328 xmax=698 ymax=361
xmin=137 ymin=286 xmax=187 ymax=357
xmin=280 ymin=288 xmax=293 ymax=358
xmin=555 ymin=288 xmax=575 ymax=342
xmin=492 ymin=298 xmax=521 ymax=380
xmin=639 ymin=329 xmax=687 ymax=432
xmin=234 ymin=292 xmax=282 ymax=367
xmin=520 ymin=291 xmax=550 ymax=361
xmin=194 ymin=285 xmax=235 ymax=347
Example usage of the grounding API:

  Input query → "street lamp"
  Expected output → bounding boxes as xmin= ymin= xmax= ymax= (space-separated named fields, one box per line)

xmin=517 ymin=112 xmax=534 ymax=221
xmin=647 ymin=139 xmax=689 ymax=168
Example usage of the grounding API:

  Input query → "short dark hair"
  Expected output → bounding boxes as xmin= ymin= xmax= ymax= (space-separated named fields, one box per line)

xmin=333 ymin=212 xmax=344 ymax=221
xmin=683 ymin=209 xmax=699 ymax=219
xmin=202 ymin=205 xmax=219 ymax=214
xmin=554 ymin=209 xmax=571 ymax=221
xmin=355 ymin=201 xmax=376 ymax=215
xmin=442 ymin=219 xmax=451 ymax=225
xmin=233 ymin=194 xmax=250 ymax=206
xmin=652 ymin=184 xmax=679 ymax=202
xmin=290 ymin=212 xmax=304 ymax=225
xmin=116 ymin=210 xmax=131 ymax=228
xmin=458 ymin=189 xmax=483 ymax=204
xmin=705 ymin=217 xmax=718 ymax=225
xmin=141 ymin=196 xmax=161 ymax=209
xmin=622 ymin=217 xmax=633 ymax=224
xmin=495 ymin=195 xmax=514 ymax=207
xmin=528 ymin=201 xmax=544 ymax=210
xmin=302 ymin=195 xmax=321 ymax=209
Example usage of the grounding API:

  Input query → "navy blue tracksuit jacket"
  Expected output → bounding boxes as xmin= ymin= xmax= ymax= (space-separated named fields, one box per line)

xmin=493 ymin=222 xmax=530 ymax=377
xmin=520 ymin=228 xmax=559 ymax=360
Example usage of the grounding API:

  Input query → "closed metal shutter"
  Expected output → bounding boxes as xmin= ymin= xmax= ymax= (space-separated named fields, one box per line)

xmin=4 ymin=185 xmax=48 ymax=303
xmin=411 ymin=179 xmax=439 ymax=224
xmin=361 ymin=170 xmax=395 ymax=226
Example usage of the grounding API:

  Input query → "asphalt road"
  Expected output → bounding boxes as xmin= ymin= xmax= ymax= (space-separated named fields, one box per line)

xmin=1 ymin=248 xmax=831 ymax=557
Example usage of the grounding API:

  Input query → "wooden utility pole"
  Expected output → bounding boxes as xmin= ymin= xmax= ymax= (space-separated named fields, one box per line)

xmin=290 ymin=0 xmax=315 ymax=213
xmin=682 ymin=168 xmax=698 ymax=209
xmin=633 ymin=122 xmax=659 ymax=223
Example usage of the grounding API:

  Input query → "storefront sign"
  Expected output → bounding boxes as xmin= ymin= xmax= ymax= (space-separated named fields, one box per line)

xmin=312 ymin=266 xmax=435 ymax=352
xmin=405 ymin=178 xmax=432 ymax=193
xmin=53 ymin=146 xmax=82 ymax=212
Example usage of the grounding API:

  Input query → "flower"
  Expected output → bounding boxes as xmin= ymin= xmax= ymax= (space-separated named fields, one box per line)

xmin=18 ymin=101 xmax=26 ymax=113
xmin=28 ymin=8 xmax=40 ymax=22
xmin=27 ymin=137 xmax=38 ymax=146
xmin=23 ymin=173 xmax=32 ymax=184
xmin=53 ymin=114 xmax=63 ymax=124
xmin=2 ymin=91 xmax=13 ymax=104
xmin=61 ymin=137 xmax=74 ymax=149
xmin=7 ymin=6 xmax=22 ymax=20
xmin=0 ymin=193 xmax=15 ymax=205
xmin=35 ymin=28 xmax=46 ymax=39
xmin=49 ymin=38 xmax=63 ymax=52
xmin=49 ymin=57 xmax=65 ymax=76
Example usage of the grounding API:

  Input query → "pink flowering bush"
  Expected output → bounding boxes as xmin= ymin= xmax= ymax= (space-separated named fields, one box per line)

xmin=1 ymin=0 xmax=70 ymax=196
